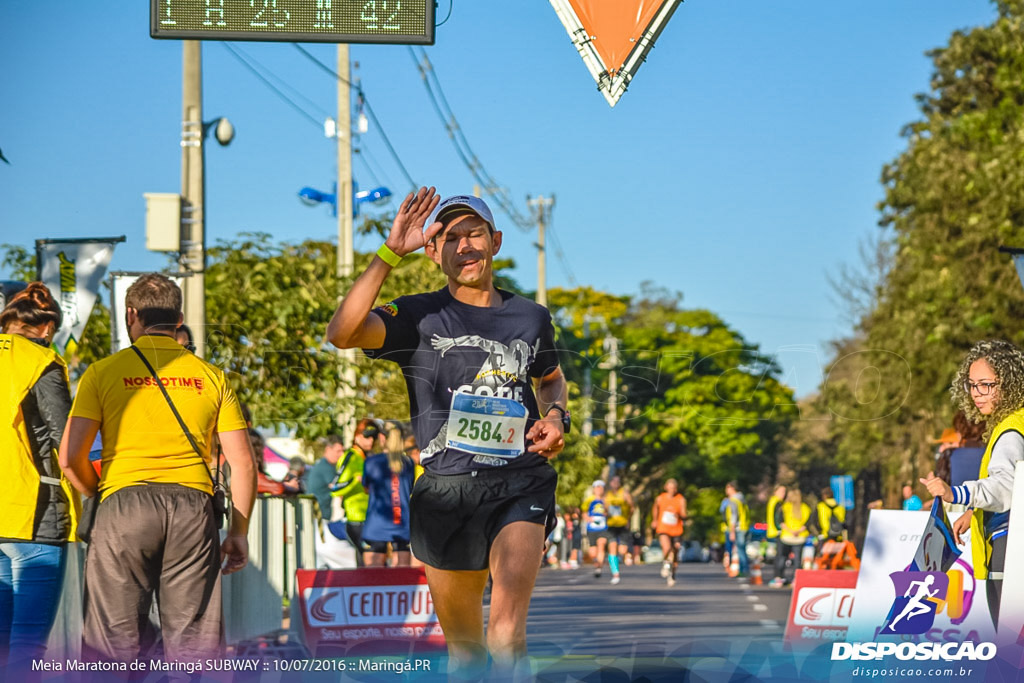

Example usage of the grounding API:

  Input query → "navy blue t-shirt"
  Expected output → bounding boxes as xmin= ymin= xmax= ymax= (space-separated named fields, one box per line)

xmin=363 ymin=287 xmax=560 ymax=475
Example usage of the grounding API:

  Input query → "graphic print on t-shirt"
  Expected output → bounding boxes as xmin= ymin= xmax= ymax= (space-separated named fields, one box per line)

xmin=421 ymin=333 xmax=537 ymax=466
xmin=362 ymin=288 xmax=559 ymax=474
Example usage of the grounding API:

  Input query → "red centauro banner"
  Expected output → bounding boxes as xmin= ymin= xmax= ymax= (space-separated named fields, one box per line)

xmin=784 ymin=569 xmax=858 ymax=650
xmin=295 ymin=568 xmax=446 ymax=656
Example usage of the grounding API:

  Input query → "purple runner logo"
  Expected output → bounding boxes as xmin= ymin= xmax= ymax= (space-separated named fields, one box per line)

xmin=882 ymin=571 xmax=948 ymax=634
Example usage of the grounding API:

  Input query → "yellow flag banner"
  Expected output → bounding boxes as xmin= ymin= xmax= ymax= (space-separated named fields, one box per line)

xmin=36 ymin=237 xmax=124 ymax=356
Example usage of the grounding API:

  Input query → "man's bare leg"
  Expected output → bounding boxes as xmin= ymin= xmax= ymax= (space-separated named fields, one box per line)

xmin=364 ymin=551 xmax=387 ymax=567
xmin=487 ymin=521 xmax=545 ymax=676
xmin=423 ymin=566 xmax=489 ymax=678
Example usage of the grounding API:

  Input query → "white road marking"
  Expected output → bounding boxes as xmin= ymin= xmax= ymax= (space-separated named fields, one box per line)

xmin=753 ymin=604 xmax=768 ymax=612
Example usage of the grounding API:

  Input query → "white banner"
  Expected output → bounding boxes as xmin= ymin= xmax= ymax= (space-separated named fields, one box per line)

xmin=36 ymin=238 xmax=123 ymax=355
xmin=109 ymin=272 xmax=186 ymax=353
xmin=847 ymin=509 xmax=994 ymax=644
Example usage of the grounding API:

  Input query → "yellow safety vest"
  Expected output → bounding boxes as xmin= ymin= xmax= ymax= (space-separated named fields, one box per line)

xmin=816 ymin=498 xmax=846 ymax=539
xmin=726 ymin=495 xmax=750 ymax=532
xmin=0 ymin=334 xmax=79 ymax=541
xmin=767 ymin=495 xmax=782 ymax=538
xmin=780 ymin=502 xmax=811 ymax=544
xmin=970 ymin=408 xmax=1024 ymax=580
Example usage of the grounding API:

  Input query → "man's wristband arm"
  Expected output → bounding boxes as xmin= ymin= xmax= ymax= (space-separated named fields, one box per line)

xmin=376 ymin=243 xmax=403 ymax=268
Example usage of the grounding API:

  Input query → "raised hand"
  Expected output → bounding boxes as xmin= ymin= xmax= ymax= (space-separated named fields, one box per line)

xmin=919 ymin=471 xmax=953 ymax=503
xmin=384 ymin=187 xmax=443 ymax=257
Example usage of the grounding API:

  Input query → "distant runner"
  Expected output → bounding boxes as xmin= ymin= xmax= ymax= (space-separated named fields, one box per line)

xmin=604 ymin=476 xmax=633 ymax=583
xmin=651 ymin=479 xmax=686 ymax=587
xmin=582 ymin=480 xmax=611 ymax=580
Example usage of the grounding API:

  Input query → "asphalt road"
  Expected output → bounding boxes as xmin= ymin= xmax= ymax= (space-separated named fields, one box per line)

xmin=482 ymin=560 xmax=797 ymax=680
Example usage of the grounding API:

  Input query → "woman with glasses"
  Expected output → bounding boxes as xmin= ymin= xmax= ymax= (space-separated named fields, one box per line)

xmin=921 ymin=339 xmax=1024 ymax=627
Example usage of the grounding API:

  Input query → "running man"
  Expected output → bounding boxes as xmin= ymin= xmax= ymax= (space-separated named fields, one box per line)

xmin=605 ymin=475 xmax=634 ymax=578
xmin=326 ymin=189 xmax=568 ymax=678
xmin=652 ymin=479 xmax=686 ymax=586
xmin=888 ymin=575 xmax=939 ymax=631
xmin=582 ymin=480 xmax=611 ymax=579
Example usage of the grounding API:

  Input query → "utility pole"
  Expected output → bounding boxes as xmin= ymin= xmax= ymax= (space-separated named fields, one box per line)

xmin=180 ymin=41 xmax=206 ymax=358
xmin=336 ymin=44 xmax=356 ymax=443
xmin=527 ymin=195 xmax=555 ymax=308
xmin=603 ymin=333 xmax=619 ymax=438
xmin=581 ymin=314 xmax=604 ymax=439
xmin=603 ymin=332 xmax=619 ymax=478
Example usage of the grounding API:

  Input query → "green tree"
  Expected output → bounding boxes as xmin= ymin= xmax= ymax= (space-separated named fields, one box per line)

xmin=202 ymin=232 xmax=451 ymax=439
xmin=825 ymin=1 xmax=1024 ymax=501
xmin=549 ymin=283 xmax=797 ymax=539
xmin=1 ymin=243 xmax=35 ymax=282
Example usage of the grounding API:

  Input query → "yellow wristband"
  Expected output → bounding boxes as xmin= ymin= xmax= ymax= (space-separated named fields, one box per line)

xmin=376 ymin=243 xmax=403 ymax=268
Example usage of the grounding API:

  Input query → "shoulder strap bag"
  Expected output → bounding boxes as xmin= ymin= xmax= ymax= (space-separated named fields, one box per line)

xmin=131 ymin=345 xmax=229 ymax=529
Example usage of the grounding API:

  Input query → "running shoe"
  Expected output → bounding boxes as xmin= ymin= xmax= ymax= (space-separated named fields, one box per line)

xmin=770 ymin=578 xmax=785 ymax=588
xmin=667 ymin=577 xmax=676 ymax=587
xmin=594 ymin=568 xmax=602 ymax=578
xmin=610 ymin=575 xmax=621 ymax=585
xmin=661 ymin=562 xmax=671 ymax=579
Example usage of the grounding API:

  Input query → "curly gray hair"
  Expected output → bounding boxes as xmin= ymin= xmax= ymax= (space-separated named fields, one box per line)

xmin=950 ymin=339 xmax=1024 ymax=437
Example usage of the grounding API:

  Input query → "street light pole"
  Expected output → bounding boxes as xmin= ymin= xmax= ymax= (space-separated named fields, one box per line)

xmin=181 ymin=40 xmax=206 ymax=358
xmin=337 ymin=44 xmax=356 ymax=442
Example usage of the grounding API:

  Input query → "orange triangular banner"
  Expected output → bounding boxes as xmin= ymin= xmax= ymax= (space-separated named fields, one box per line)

xmin=550 ymin=0 xmax=682 ymax=107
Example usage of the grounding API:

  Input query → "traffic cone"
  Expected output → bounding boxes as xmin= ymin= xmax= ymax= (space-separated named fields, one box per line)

xmin=801 ymin=544 xmax=814 ymax=571
xmin=751 ymin=559 xmax=763 ymax=586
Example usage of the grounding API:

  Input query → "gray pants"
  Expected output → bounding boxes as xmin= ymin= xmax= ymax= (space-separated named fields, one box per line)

xmin=82 ymin=484 xmax=222 ymax=663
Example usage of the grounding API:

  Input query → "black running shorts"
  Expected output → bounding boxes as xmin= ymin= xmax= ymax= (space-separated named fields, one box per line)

xmin=607 ymin=526 xmax=631 ymax=546
xmin=410 ymin=465 xmax=557 ymax=571
xmin=587 ymin=530 xmax=610 ymax=545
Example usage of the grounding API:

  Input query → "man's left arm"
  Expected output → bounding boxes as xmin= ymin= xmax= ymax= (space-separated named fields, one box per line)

xmin=527 ymin=366 xmax=568 ymax=458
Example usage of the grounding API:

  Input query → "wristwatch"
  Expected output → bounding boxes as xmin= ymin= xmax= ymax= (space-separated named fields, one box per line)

xmin=547 ymin=404 xmax=571 ymax=433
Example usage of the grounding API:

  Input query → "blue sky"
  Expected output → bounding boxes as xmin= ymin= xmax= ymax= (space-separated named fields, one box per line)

xmin=0 ymin=1 xmax=998 ymax=397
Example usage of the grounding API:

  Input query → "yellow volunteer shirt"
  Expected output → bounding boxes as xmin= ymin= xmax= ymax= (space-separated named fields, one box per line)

xmin=70 ymin=335 xmax=247 ymax=500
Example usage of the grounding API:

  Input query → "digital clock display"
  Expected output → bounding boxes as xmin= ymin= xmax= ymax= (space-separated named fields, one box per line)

xmin=151 ymin=0 xmax=434 ymax=44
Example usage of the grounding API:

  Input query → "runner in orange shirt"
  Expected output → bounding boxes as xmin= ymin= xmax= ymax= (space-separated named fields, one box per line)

xmin=651 ymin=478 xmax=687 ymax=587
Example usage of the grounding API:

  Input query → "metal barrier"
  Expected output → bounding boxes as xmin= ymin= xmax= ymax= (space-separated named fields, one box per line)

xmin=45 ymin=494 xmax=319 ymax=657
xmin=223 ymin=495 xmax=319 ymax=643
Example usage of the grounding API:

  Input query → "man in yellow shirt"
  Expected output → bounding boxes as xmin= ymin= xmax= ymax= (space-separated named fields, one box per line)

xmin=59 ymin=274 xmax=256 ymax=664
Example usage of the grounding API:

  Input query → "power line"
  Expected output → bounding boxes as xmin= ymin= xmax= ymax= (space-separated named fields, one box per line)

xmin=354 ymin=142 xmax=395 ymax=191
xmin=230 ymin=44 xmax=332 ymax=119
xmin=546 ymin=221 xmax=579 ymax=287
xmin=408 ymin=47 xmax=533 ymax=232
xmin=220 ymin=43 xmax=322 ymax=129
xmin=292 ymin=44 xmax=417 ymax=190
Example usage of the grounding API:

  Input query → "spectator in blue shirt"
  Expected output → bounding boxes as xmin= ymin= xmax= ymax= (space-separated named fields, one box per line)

xmin=901 ymin=483 xmax=923 ymax=511
xmin=362 ymin=424 xmax=415 ymax=567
